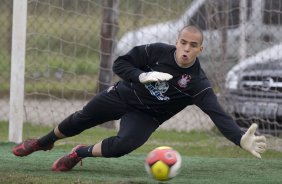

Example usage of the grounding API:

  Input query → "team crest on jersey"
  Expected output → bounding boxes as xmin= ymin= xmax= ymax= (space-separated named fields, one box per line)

xmin=145 ymin=81 xmax=170 ymax=101
xmin=177 ymin=74 xmax=191 ymax=88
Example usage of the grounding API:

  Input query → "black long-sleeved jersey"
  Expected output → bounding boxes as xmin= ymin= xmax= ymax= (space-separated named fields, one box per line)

xmin=113 ymin=42 xmax=244 ymax=146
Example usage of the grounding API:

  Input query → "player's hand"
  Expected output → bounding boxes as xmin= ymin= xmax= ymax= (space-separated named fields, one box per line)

xmin=240 ymin=123 xmax=267 ymax=158
xmin=139 ymin=71 xmax=173 ymax=84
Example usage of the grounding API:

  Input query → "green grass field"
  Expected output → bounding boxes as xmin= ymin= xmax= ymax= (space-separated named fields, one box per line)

xmin=1 ymin=122 xmax=282 ymax=184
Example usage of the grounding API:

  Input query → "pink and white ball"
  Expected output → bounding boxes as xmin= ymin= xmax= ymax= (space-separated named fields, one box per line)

xmin=145 ymin=146 xmax=182 ymax=181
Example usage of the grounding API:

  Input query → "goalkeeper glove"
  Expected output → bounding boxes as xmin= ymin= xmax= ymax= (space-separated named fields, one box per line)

xmin=139 ymin=71 xmax=173 ymax=84
xmin=240 ymin=123 xmax=267 ymax=158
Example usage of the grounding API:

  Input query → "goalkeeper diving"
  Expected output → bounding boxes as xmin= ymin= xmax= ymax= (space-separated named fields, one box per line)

xmin=12 ymin=25 xmax=266 ymax=171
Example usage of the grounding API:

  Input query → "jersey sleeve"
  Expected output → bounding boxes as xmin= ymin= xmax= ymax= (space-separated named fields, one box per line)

xmin=194 ymin=88 xmax=244 ymax=146
xmin=113 ymin=43 xmax=170 ymax=82
xmin=112 ymin=44 xmax=152 ymax=82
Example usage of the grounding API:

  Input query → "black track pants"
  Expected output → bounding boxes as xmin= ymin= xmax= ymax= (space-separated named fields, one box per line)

xmin=58 ymin=86 xmax=159 ymax=157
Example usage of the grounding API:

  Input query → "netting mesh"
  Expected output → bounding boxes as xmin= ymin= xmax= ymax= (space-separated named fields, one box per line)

xmin=0 ymin=0 xmax=282 ymax=142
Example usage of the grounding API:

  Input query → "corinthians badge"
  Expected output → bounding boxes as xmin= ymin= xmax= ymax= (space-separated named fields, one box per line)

xmin=177 ymin=74 xmax=191 ymax=88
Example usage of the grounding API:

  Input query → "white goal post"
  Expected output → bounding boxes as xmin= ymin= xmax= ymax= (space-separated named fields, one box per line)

xmin=9 ymin=0 xmax=27 ymax=143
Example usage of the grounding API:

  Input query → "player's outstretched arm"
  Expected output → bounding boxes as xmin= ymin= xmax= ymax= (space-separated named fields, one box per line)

xmin=139 ymin=71 xmax=173 ymax=84
xmin=240 ymin=123 xmax=267 ymax=158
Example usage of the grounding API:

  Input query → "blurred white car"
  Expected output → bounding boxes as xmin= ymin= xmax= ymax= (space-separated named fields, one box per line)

xmin=115 ymin=0 xmax=282 ymax=63
xmin=225 ymin=43 xmax=282 ymax=135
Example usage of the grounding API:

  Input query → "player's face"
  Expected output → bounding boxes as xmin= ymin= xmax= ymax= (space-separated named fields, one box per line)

xmin=175 ymin=29 xmax=203 ymax=68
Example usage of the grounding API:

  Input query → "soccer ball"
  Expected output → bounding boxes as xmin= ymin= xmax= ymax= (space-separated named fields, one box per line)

xmin=145 ymin=146 xmax=182 ymax=181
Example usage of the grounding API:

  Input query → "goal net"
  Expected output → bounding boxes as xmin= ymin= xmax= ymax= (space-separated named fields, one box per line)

xmin=1 ymin=0 xmax=282 ymax=149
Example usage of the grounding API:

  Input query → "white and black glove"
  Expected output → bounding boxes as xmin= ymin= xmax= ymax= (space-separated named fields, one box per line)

xmin=240 ymin=123 xmax=267 ymax=158
xmin=139 ymin=71 xmax=173 ymax=84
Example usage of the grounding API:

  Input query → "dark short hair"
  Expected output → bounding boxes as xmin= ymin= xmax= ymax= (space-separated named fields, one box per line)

xmin=178 ymin=25 xmax=204 ymax=45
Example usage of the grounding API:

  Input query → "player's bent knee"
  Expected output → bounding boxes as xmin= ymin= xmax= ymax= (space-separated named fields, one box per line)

xmin=102 ymin=136 xmax=142 ymax=158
